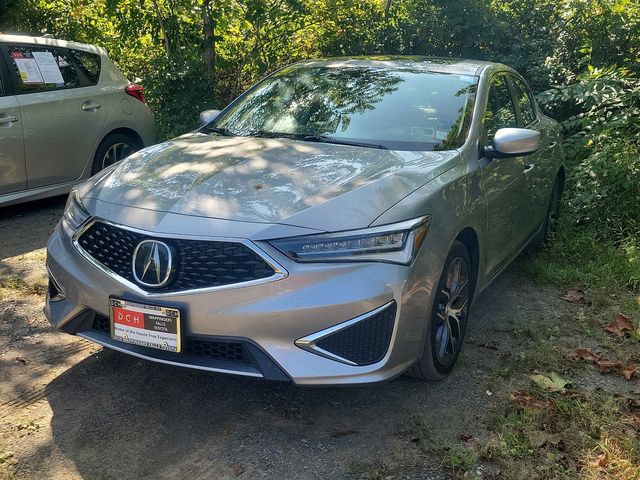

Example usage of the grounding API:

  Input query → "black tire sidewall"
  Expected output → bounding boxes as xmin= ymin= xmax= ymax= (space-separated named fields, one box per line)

xmin=410 ymin=240 xmax=471 ymax=381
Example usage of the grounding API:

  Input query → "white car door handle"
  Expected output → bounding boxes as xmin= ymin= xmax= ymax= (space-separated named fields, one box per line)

xmin=0 ymin=113 xmax=19 ymax=126
xmin=81 ymin=101 xmax=102 ymax=111
xmin=523 ymin=163 xmax=535 ymax=173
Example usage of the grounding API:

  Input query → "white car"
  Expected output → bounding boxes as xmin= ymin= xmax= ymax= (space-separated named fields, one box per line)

xmin=0 ymin=34 xmax=155 ymax=206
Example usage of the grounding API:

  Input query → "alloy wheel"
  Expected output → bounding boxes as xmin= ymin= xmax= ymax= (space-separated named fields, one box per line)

xmin=433 ymin=256 xmax=470 ymax=369
xmin=102 ymin=142 xmax=134 ymax=170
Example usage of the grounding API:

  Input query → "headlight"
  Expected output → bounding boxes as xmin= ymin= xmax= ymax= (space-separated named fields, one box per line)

xmin=62 ymin=190 xmax=90 ymax=236
xmin=268 ymin=216 xmax=430 ymax=265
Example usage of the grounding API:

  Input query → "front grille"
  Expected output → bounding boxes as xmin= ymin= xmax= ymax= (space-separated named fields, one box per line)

xmin=77 ymin=221 xmax=276 ymax=293
xmin=91 ymin=315 xmax=253 ymax=365
xmin=316 ymin=301 xmax=397 ymax=366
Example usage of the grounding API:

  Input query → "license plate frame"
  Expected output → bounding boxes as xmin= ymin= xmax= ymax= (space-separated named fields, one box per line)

xmin=109 ymin=297 xmax=182 ymax=353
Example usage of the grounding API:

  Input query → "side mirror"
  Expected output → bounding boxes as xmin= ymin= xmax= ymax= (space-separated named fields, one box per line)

xmin=484 ymin=128 xmax=540 ymax=158
xmin=199 ymin=109 xmax=221 ymax=126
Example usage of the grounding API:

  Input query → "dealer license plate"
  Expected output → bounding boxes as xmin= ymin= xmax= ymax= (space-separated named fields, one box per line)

xmin=109 ymin=298 xmax=181 ymax=353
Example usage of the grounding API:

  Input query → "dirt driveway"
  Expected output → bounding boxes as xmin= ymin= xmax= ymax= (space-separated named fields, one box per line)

xmin=1 ymin=197 xmax=637 ymax=480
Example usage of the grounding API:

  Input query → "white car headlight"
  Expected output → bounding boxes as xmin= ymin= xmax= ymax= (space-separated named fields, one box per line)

xmin=62 ymin=190 xmax=90 ymax=236
xmin=268 ymin=216 xmax=430 ymax=265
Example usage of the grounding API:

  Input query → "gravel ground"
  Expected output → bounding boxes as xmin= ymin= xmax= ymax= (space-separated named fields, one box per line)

xmin=0 ymin=196 xmax=587 ymax=480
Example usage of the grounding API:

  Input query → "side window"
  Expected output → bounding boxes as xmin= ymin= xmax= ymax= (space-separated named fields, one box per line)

xmin=68 ymin=49 xmax=101 ymax=85
xmin=483 ymin=75 xmax=517 ymax=141
xmin=7 ymin=45 xmax=80 ymax=92
xmin=510 ymin=77 xmax=537 ymax=126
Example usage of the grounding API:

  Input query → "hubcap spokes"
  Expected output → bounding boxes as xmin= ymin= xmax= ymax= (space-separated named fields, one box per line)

xmin=434 ymin=257 xmax=470 ymax=366
xmin=102 ymin=143 xmax=133 ymax=170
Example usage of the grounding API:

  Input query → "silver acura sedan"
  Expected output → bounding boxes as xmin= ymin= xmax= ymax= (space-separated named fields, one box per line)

xmin=45 ymin=58 xmax=564 ymax=386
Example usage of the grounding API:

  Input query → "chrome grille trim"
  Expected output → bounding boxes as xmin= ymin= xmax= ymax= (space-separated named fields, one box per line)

xmin=72 ymin=218 xmax=288 ymax=297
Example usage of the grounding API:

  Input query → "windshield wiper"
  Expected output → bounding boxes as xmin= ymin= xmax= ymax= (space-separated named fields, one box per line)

xmin=201 ymin=125 xmax=237 ymax=136
xmin=301 ymin=135 xmax=388 ymax=150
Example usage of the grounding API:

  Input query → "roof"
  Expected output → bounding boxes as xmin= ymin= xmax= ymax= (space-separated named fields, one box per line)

xmin=0 ymin=34 xmax=105 ymax=55
xmin=294 ymin=56 xmax=499 ymax=76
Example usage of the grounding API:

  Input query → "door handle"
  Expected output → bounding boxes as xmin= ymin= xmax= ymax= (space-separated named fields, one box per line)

xmin=0 ymin=113 xmax=19 ymax=126
xmin=81 ymin=101 xmax=102 ymax=111
xmin=523 ymin=163 xmax=535 ymax=173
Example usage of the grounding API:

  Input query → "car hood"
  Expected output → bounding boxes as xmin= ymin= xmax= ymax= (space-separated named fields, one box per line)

xmin=85 ymin=133 xmax=459 ymax=232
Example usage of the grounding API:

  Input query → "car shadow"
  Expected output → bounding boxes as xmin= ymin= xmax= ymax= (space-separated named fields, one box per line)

xmin=37 ymin=272 xmax=542 ymax=479
xmin=0 ymin=194 xmax=67 ymax=259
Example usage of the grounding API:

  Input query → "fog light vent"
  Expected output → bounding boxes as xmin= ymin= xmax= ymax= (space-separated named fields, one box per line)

xmin=47 ymin=271 xmax=65 ymax=302
xmin=297 ymin=301 xmax=397 ymax=366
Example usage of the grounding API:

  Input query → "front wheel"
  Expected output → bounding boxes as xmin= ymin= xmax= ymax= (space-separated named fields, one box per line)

xmin=408 ymin=241 xmax=472 ymax=381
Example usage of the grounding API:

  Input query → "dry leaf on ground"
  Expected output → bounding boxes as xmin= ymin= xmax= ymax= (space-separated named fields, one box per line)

xmin=571 ymin=348 xmax=602 ymax=362
xmin=604 ymin=313 xmax=634 ymax=335
xmin=593 ymin=452 xmax=609 ymax=468
xmin=595 ymin=359 xmax=623 ymax=373
xmin=511 ymin=390 xmax=555 ymax=412
xmin=560 ymin=289 xmax=587 ymax=304
xmin=622 ymin=365 xmax=638 ymax=381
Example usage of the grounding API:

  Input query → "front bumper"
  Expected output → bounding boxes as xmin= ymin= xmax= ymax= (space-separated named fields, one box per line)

xmin=45 ymin=220 xmax=444 ymax=386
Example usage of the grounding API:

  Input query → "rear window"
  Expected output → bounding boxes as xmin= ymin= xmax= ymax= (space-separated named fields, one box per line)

xmin=68 ymin=49 xmax=101 ymax=85
xmin=7 ymin=46 xmax=80 ymax=92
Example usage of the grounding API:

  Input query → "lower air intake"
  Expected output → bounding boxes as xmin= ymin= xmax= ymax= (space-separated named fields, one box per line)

xmin=316 ymin=301 xmax=396 ymax=366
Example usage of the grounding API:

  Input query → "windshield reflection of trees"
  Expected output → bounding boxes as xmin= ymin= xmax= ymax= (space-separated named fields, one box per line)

xmin=218 ymin=67 xmax=404 ymax=137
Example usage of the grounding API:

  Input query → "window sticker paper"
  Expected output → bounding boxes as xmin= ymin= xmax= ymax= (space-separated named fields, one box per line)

xmin=15 ymin=58 xmax=44 ymax=84
xmin=32 ymin=51 xmax=65 ymax=84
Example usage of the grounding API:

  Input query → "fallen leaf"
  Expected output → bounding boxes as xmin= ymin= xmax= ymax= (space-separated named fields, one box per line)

xmin=528 ymin=430 xmax=562 ymax=448
xmin=14 ymin=357 xmax=29 ymax=364
xmin=560 ymin=289 xmax=586 ymax=304
xmin=223 ymin=426 xmax=231 ymax=435
xmin=530 ymin=372 xmax=570 ymax=393
xmin=622 ymin=365 xmax=638 ymax=381
xmin=604 ymin=314 xmax=634 ymax=335
xmin=232 ymin=463 xmax=244 ymax=476
xmin=572 ymin=348 xmax=602 ymax=362
xmin=458 ymin=433 xmax=474 ymax=442
xmin=595 ymin=359 xmax=623 ymax=373
xmin=511 ymin=390 xmax=554 ymax=412
xmin=594 ymin=452 xmax=609 ymax=468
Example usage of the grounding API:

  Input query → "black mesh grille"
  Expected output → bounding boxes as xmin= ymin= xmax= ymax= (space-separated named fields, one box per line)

xmin=91 ymin=315 xmax=253 ymax=365
xmin=315 ymin=301 xmax=396 ymax=366
xmin=93 ymin=314 xmax=110 ymax=333
xmin=183 ymin=337 xmax=251 ymax=363
xmin=77 ymin=221 xmax=276 ymax=293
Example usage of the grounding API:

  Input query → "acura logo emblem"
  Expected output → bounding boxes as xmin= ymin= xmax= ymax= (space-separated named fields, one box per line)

xmin=132 ymin=240 xmax=174 ymax=288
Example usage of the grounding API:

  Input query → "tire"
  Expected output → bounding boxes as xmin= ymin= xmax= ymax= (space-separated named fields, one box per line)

xmin=408 ymin=240 xmax=472 ymax=381
xmin=529 ymin=175 xmax=562 ymax=251
xmin=91 ymin=132 xmax=140 ymax=175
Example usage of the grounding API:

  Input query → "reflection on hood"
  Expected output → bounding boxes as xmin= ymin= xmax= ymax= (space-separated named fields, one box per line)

xmin=88 ymin=133 xmax=459 ymax=227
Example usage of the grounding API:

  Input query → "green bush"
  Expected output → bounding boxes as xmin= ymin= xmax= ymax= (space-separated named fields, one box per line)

xmin=538 ymin=68 xmax=640 ymax=239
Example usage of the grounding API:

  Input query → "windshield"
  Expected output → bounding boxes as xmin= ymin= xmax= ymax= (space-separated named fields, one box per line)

xmin=212 ymin=65 xmax=478 ymax=151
